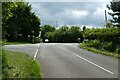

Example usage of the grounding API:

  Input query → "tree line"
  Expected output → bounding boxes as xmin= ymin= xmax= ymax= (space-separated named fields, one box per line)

xmin=41 ymin=24 xmax=83 ymax=43
xmin=2 ymin=0 xmax=120 ymax=43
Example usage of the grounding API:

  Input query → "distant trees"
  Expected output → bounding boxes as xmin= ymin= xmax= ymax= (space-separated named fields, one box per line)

xmin=41 ymin=25 xmax=83 ymax=43
xmin=41 ymin=24 xmax=55 ymax=42
xmin=2 ymin=2 xmax=41 ymax=42
xmin=107 ymin=0 xmax=120 ymax=27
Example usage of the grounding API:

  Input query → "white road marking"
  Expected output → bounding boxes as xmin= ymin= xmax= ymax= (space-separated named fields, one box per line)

xmin=34 ymin=49 xmax=39 ymax=60
xmin=73 ymin=53 xmax=114 ymax=74
xmin=56 ymin=44 xmax=114 ymax=75
xmin=34 ymin=44 xmax=40 ymax=60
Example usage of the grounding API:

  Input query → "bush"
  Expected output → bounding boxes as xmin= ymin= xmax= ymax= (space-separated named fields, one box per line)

xmin=84 ymin=40 xmax=101 ymax=49
xmin=116 ymin=46 xmax=120 ymax=53
xmin=34 ymin=37 xmax=42 ymax=43
xmin=82 ymin=27 xmax=120 ymax=53
xmin=92 ymin=40 xmax=101 ymax=49
xmin=102 ymin=42 xmax=115 ymax=52
xmin=83 ymin=28 xmax=120 ymax=44
xmin=83 ymin=40 xmax=118 ymax=53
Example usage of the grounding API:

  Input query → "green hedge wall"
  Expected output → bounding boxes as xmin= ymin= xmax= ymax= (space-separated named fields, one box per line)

xmin=83 ymin=28 xmax=120 ymax=44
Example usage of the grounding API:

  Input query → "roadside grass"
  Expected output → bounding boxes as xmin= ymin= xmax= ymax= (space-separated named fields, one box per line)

xmin=0 ymin=49 xmax=2 ymax=79
xmin=80 ymin=43 xmax=120 ymax=59
xmin=1 ymin=50 xmax=41 ymax=79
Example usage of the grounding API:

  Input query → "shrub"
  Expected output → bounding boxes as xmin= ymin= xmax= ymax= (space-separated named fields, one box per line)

xmin=83 ymin=28 xmax=120 ymax=53
xmin=34 ymin=37 xmax=42 ymax=43
xmin=83 ymin=40 xmax=118 ymax=53
xmin=92 ymin=40 xmax=101 ymax=49
xmin=116 ymin=46 xmax=120 ymax=53
xmin=85 ymin=40 xmax=101 ymax=49
xmin=83 ymin=28 xmax=120 ymax=44
xmin=102 ymin=42 xmax=115 ymax=52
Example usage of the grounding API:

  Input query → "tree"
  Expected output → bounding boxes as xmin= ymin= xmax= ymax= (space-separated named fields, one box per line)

xmin=2 ymin=2 xmax=41 ymax=42
xmin=69 ymin=26 xmax=82 ymax=42
xmin=44 ymin=25 xmax=83 ymax=43
xmin=44 ymin=32 xmax=53 ymax=42
xmin=2 ymin=2 xmax=16 ymax=40
xmin=107 ymin=0 xmax=120 ymax=27
xmin=83 ymin=26 xmax=86 ymax=30
xmin=41 ymin=24 xmax=55 ymax=42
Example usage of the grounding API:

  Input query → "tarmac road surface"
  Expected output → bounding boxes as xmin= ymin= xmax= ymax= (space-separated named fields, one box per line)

xmin=3 ymin=43 xmax=118 ymax=78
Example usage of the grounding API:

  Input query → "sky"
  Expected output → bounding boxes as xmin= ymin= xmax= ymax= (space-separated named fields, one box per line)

xmin=28 ymin=0 xmax=112 ymax=28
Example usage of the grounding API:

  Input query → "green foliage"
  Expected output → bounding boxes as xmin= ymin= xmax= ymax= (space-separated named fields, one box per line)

xmin=83 ymin=28 xmax=120 ymax=44
xmin=34 ymin=37 xmax=42 ymax=43
xmin=80 ymin=43 xmax=119 ymax=59
xmin=2 ymin=2 xmax=41 ymax=42
xmin=107 ymin=0 xmax=120 ymax=27
xmin=41 ymin=24 xmax=55 ymax=42
xmin=82 ymin=39 xmax=119 ymax=53
xmin=82 ymin=27 xmax=120 ymax=54
xmin=2 ymin=50 xmax=41 ymax=79
xmin=102 ymin=42 xmax=115 ymax=52
xmin=86 ymin=40 xmax=101 ymax=49
xmin=44 ymin=32 xmax=53 ymax=42
xmin=0 ymin=50 xmax=2 ymax=79
xmin=42 ymin=25 xmax=83 ymax=43
xmin=2 ymin=50 xmax=9 ymax=77
xmin=115 ymin=46 xmax=120 ymax=53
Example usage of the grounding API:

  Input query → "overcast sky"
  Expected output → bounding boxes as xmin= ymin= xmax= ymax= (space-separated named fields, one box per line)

xmin=29 ymin=0 xmax=112 ymax=28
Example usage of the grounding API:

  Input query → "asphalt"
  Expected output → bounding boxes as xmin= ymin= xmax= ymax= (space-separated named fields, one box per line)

xmin=3 ymin=43 xmax=118 ymax=78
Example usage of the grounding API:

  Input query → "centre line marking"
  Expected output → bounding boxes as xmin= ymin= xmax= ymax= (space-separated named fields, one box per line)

xmin=34 ymin=44 xmax=40 ymax=60
xmin=73 ymin=53 xmax=114 ymax=74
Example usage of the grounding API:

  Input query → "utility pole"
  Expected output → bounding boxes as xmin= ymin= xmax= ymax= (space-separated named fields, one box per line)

xmin=105 ymin=10 xmax=108 ymax=28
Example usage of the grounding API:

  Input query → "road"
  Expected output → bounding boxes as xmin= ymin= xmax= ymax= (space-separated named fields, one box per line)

xmin=3 ymin=43 xmax=118 ymax=78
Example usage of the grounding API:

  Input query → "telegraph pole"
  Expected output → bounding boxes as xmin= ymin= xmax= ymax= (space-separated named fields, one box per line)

xmin=105 ymin=10 xmax=108 ymax=28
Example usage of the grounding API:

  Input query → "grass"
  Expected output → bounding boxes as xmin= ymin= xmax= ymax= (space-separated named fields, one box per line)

xmin=1 ymin=50 xmax=41 ymax=79
xmin=80 ymin=43 xmax=120 ymax=59
xmin=0 ymin=49 xmax=2 ymax=80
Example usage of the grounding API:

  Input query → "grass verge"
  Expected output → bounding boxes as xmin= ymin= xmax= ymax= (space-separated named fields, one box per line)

xmin=80 ymin=43 xmax=119 ymax=59
xmin=0 ymin=49 xmax=2 ymax=79
xmin=1 ymin=50 xmax=41 ymax=79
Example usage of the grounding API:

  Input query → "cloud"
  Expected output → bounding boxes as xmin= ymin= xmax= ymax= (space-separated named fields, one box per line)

xmin=28 ymin=0 xmax=111 ymax=2
xmin=72 ymin=10 xmax=88 ymax=17
xmin=29 ymin=2 xmax=111 ymax=28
